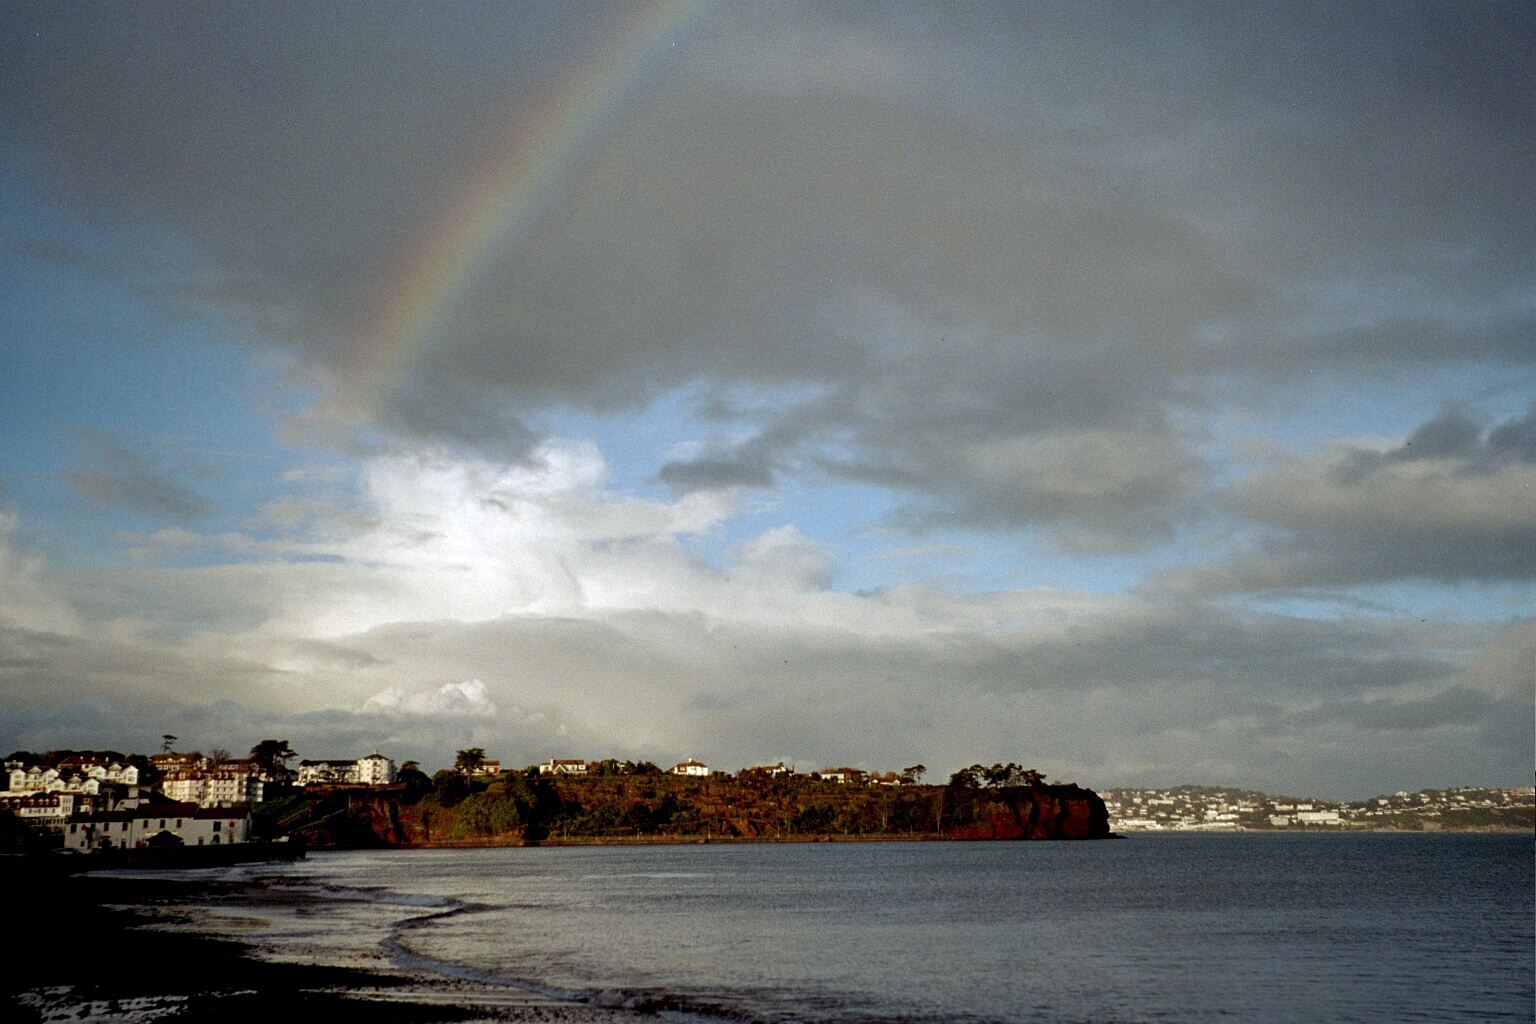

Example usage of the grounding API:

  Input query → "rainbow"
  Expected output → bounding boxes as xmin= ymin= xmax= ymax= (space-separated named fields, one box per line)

xmin=336 ymin=0 xmax=710 ymax=422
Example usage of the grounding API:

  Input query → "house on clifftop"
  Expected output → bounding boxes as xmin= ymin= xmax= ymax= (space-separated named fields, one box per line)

xmin=297 ymin=752 xmax=396 ymax=787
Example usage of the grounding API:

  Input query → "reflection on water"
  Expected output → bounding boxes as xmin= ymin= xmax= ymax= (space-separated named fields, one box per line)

xmin=218 ymin=834 xmax=1531 ymax=1023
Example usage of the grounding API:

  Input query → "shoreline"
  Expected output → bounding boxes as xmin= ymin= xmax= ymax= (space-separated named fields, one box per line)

xmin=7 ymin=871 xmax=652 ymax=1023
xmin=315 ymin=822 xmax=1529 ymax=852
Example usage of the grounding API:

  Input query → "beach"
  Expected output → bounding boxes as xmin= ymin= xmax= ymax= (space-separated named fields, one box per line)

xmin=8 ymin=868 xmax=646 ymax=1024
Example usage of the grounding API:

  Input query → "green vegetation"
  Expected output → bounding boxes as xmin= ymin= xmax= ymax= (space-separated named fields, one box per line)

xmin=252 ymin=768 xmax=1106 ymax=847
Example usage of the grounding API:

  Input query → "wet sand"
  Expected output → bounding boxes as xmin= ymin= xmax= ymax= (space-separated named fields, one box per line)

xmin=7 ymin=869 xmax=651 ymax=1023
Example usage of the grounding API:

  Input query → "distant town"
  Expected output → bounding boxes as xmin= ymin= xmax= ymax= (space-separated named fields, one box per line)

xmin=1102 ymin=784 xmax=1535 ymax=832
xmin=2 ymin=739 xmax=1530 ymax=853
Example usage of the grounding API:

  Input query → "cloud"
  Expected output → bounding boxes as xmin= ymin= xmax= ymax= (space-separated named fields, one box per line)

xmin=1182 ymin=405 xmax=1536 ymax=593
xmin=0 ymin=510 xmax=81 ymax=635
xmin=361 ymin=679 xmax=497 ymax=718
xmin=2 ymin=5 xmax=1532 ymax=798
xmin=4 ymin=5 xmax=1531 ymax=550
xmin=4 ymin=439 xmax=1528 ymax=796
xmin=66 ymin=433 xmax=216 ymax=521
xmin=1332 ymin=403 xmax=1536 ymax=483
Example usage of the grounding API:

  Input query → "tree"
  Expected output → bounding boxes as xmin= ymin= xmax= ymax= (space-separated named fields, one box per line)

xmin=161 ymin=734 xmax=177 ymax=753
xmin=902 ymin=764 xmax=927 ymax=784
xmin=208 ymin=748 xmax=231 ymax=766
xmin=454 ymin=747 xmax=487 ymax=776
xmin=432 ymin=770 xmax=470 ymax=807
xmin=250 ymin=739 xmax=297 ymax=775
xmin=981 ymin=763 xmax=1017 ymax=788
xmin=948 ymin=765 xmax=984 ymax=789
xmin=397 ymin=762 xmax=432 ymax=801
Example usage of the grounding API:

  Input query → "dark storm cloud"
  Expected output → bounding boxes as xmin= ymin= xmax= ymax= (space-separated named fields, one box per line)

xmin=1333 ymin=403 xmax=1536 ymax=484
xmin=657 ymin=448 xmax=777 ymax=492
xmin=1180 ymin=405 xmax=1536 ymax=593
xmin=4 ymin=3 xmax=1531 ymax=544
xmin=1301 ymin=687 xmax=1497 ymax=734
xmin=66 ymin=433 xmax=216 ymax=522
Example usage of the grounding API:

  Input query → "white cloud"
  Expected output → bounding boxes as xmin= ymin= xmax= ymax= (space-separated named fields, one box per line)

xmin=361 ymin=679 xmax=497 ymax=718
xmin=0 ymin=511 xmax=81 ymax=635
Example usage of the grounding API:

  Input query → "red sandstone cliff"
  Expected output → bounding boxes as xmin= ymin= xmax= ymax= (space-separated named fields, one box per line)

xmin=949 ymin=783 xmax=1110 ymax=840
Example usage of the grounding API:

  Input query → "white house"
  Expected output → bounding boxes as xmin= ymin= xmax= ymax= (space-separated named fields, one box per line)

xmin=671 ymin=759 xmax=709 ymax=777
xmin=297 ymin=753 xmax=396 ymax=787
xmin=0 ymin=791 xmax=77 ymax=830
xmin=539 ymin=759 xmax=589 ymax=776
xmin=742 ymin=763 xmax=792 ymax=779
xmin=818 ymin=768 xmax=866 ymax=784
xmin=296 ymin=760 xmax=354 ymax=786
xmin=61 ymin=798 xmax=251 ymax=851
xmin=57 ymin=758 xmax=140 ymax=786
xmin=6 ymin=765 xmax=101 ymax=796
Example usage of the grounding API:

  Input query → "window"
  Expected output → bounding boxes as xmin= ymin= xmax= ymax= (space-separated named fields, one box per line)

xmin=159 ymin=819 xmax=166 ymax=828
xmin=213 ymin=820 xmax=222 ymax=831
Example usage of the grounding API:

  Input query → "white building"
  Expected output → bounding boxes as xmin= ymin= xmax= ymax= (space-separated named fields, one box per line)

xmin=1295 ymin=810 xmax=1342 ymax=826
xmin=150 ymin=752 xmax=209 ymax=773
xmin=539 ymin=759 xmax=589 ymax=776
xmin=355 ymin=753 xmax=396 ymax=785
xmin=818 ymin=768 xmax=865 ymax=784
xmin=159 ymin=768 xmax=264 ymax=806
xmin=60 ymin=798 xmax=250 ymax=851
xmin=297 ymin=753 xmax=396 ymax=787
xmin=0 ymin=791 xmax=78 ymax=830
xmin=57 ymin=758 xmax=140 ymax=785
xmin=5 ymin=765 xmax=101 ymax=796
xmin=671 ymin=759 xmax=709 ymax=777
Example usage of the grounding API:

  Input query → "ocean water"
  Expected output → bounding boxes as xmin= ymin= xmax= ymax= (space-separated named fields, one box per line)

xmin=218 ymin=833 xmax=1531 ymax=1023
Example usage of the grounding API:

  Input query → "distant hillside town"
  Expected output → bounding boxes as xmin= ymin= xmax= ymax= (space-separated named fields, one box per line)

xmin=1102 ymin=785 xmax=1535 ymax=832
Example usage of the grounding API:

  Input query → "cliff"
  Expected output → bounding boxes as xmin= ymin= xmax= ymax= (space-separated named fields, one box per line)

xmin=947 ymin=783 xmax=1110 ymax=840
xmin=256 ymin=774 xmax=1112 ymax=847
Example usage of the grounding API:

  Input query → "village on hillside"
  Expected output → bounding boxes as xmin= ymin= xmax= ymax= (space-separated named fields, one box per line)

xmin=1102 ymin=785 xmax=1536 ymax=832
xmin=2 ymin=740 xmax=1531 ymax=852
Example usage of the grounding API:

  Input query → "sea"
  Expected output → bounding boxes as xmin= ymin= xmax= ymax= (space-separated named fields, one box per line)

xmin=182 ymin=833 xmax=1531 ymax=1023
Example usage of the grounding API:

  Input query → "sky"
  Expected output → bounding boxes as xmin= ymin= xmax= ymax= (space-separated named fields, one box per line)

xmin=0 ymin=1 xmax=1531 ymax=800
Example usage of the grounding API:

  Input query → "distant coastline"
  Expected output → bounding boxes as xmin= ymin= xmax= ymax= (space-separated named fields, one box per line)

xmin=257 ymin=775 xmax=1532 ymax=852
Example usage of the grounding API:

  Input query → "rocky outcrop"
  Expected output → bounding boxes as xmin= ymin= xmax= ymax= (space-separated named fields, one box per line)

xmin=949 ymin=783 xmax=1110 ymax=840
